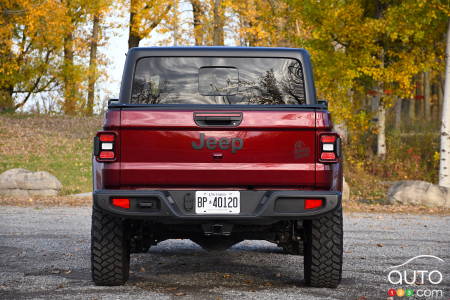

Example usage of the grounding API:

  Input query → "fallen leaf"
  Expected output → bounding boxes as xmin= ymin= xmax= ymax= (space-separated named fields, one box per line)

xmin=223 ymin=274 xmax=231 ymax=278
xmin=376 ymin=243 xmax=384 ymax=247
xmin=175 ymin=292 xmax=185 ymax=296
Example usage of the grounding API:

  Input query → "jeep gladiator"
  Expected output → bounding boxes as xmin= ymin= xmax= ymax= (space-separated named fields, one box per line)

xmin=91 ymin=47 xmax=343 ymax=288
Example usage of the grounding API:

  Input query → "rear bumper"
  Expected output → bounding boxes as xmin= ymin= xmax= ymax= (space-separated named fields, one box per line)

xmin=93 ymin=189 xmax=341 ymax=223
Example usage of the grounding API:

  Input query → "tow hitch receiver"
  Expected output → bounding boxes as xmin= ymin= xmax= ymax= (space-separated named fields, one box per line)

xmin=202 ymin=223 xmax=233 ymax=236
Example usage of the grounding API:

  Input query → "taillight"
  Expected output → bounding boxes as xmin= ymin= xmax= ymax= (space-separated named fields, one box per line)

xmin=94 ymin=131 xmax=117 ymax=162
xmin=99 ymin=134 xmax=115 ymax=142
xmin=112 ymin=198 xmax=130 ymax=209
xmin=304 ymin=198 xmax=323 ymax=209
xmin=319 ymin=134 xmax=340 ymax=163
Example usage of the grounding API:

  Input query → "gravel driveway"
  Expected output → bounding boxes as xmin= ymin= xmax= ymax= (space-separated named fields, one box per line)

xmin=0 ymin=207 xmax=449 ymax=299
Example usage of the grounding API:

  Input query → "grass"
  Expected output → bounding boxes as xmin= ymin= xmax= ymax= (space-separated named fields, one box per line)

xmin=0 ymin=114 xmax=102 ymax=195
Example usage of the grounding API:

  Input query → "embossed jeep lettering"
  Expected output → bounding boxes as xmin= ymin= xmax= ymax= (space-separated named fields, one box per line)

xmin=192 ymin=133 xmax=244 ymax=153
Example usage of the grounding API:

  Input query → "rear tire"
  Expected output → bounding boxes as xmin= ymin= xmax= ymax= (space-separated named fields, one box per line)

xmin=91 ymin=207 xmax=130 ymax=286
xmin=303 ymin=207 xmax=343 ymax=288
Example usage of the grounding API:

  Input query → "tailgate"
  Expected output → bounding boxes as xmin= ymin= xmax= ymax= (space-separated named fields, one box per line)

xmin=119 ymin=110 xmax=316 ymax=188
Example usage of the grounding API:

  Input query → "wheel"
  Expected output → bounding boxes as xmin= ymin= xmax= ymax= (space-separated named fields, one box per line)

xmin=303 ymin=207 xmax=343 ymax=288
xmin=91 ymin=207 xmax=130 ymax=286
xmin=192 ymin=237 xmax=240 ymax=251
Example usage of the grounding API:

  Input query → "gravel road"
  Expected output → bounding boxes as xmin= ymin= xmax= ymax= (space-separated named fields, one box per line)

xmin=0 ymin=207 xmax=449 ymax=300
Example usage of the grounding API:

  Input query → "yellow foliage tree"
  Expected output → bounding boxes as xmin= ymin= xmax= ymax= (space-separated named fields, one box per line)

xmin=0 ymin=0 xmax=67 ymax=112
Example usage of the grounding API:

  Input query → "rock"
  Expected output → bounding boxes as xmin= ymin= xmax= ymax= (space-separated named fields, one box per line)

xmin=387 ymin=180 xmax=450 ymax=208
xmin=0 ymin=168 xmax=62 ymax=198
xmin=343 ymin=177 xmax=350 ymax=201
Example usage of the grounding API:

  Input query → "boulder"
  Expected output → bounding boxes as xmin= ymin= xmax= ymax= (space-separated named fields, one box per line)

xmin=387 ymin=180 xmax=450 ymax=208
xmin=343 ymin=177 xmax=350 ymax=201
xmin=0 ymin=168 xmax=62 ymax=197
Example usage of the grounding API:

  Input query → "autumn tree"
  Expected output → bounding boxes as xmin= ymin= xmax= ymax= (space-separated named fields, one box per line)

xmin=284 ymin=0 xmax=448 ymax=157
xmin=86 ymin=0 xmax=113 ymax=115
xmin=189 ymin=0 xmax=205 ymax=45
xmin=229 ymin=0 xmax=288 ymax=46
xmin=439 ymin=18 xmax=450 ymax=187
xmin=0 ymin=0 xmax=67 ymax=112
xmin=127 ymin=0 xmax=172 ymax=48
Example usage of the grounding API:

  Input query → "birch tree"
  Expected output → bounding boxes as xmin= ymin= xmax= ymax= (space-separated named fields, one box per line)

xmin=439 ymin=19 xmax=450 ymax=187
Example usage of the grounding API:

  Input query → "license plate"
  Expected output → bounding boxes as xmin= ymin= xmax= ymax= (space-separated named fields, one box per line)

xmin=195 ymin=191 xmax=240 ymax=214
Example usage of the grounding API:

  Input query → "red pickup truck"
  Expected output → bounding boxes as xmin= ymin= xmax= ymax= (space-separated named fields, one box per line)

xmin=91 ymin=47 xmax=343 ymax=288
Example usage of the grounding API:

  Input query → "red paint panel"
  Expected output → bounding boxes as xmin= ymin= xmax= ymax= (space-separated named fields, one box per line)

xmin=121 ymin=110 xmax=316 ymax=129
xmin=315 ymin=111 xmax=333 ymax=129
xmin=119 ymin=110 xmax=317 ymax=187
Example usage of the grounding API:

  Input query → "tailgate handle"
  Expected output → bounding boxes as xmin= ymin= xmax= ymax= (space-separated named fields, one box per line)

xmin=194 ymin=112 xmax=242 ymax=127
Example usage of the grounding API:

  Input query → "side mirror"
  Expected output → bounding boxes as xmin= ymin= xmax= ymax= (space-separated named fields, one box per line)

xmin=108 ymin=99 xmax=119 ymax=106
xmin=318 ymin=100 xmax=328 ymax=109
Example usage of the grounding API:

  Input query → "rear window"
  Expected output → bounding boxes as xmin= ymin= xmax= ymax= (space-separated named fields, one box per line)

xmin=131 ymin=57 xmax=306 ymax=105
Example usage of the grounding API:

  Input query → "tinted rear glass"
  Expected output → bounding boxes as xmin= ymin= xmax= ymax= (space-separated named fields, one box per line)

xmin=131 ymin=57 xmax=306 ymax=105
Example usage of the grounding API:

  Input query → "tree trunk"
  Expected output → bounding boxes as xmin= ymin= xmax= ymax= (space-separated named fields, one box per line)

xmin=87 ymin=13 xmax=100 ymax=116
xmin=62 ymin=31 xmax=77 ymax=115
xmin=424 ymin=71 xmax=431 ymax=120
xmin=213 ymin=0 xmax=224 ymax=45
xmin=394 ymin=97 xmax=402 ymax=131
xmin=408 ymin=98 xmax=415 ymax=120
xmin=438 ymin=73 xmax=444 ymax=118
xmin=377 ymin=95 xmax=386 ymax=157
xmin=128 ymin=0 xmax=140 ymax=49
xmin=417 ymin=72 xmax=425 ymax=118
xmin=439 ymin=19 xmax=450 ymax=187
xmin=0 ymin=23 xmax=15 ymax=112
xmin=0 ymin=86 xmax=14 ymax=112
xmin=190 ymin=0 xmax=204 ymax=45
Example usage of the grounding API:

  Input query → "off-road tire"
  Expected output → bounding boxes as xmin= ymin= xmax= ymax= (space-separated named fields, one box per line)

xmin=91 ymin=207 xmax=130 ymax=286
xmin=303 ymin=207 xmax=343 ymax=288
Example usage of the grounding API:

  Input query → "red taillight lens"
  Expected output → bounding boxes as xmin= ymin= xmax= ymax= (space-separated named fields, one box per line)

xmin=320 ymin=152 xmax=336 ymax=160
xmin=99 ymin=134 xmax=115 ymax=142
xmin=112 ymin=198 xmax=130 ymax=209
xmin=319 ymin=134 xmax=339 ymax=163
xmin=99 ymin=151 xmax=115 ymax=159
xmin=321 ymin=135 xmax=336 ymax=143
xmin=95 ymin=131 xmax=117 ymax=162
xmin=304 ymin=198 xmax=323 ymax=209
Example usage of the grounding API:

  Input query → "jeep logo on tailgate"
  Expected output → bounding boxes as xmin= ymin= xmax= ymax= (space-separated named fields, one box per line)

xmin=192 ymin=133 xmax=244 ymax=153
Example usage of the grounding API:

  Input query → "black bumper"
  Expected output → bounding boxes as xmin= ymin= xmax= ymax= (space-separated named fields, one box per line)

xmin=93 ymin=189 xmax=341 ymax=224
